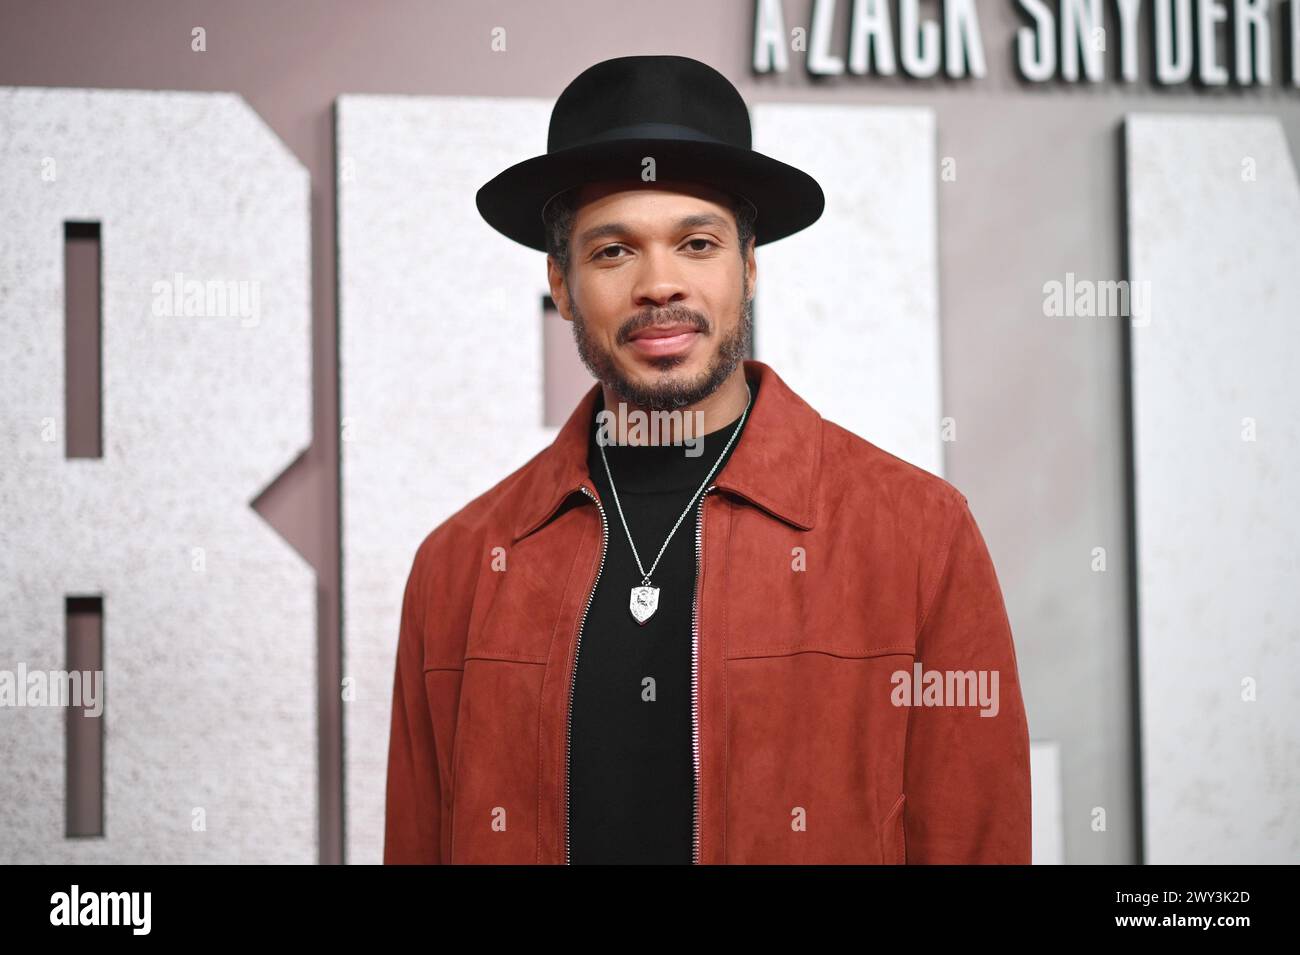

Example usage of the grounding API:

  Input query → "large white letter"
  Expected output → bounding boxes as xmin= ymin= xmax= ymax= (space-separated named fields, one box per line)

xmin=1062 ymin=0 xmax=1106 ymax=82
xmin=900 ymin=0 xmax=942 ymax=77
xmin=1126 ymin=113 xmax=1300 ymax=863
xmin=944 ymin=0 xmax=987 ymax=78
xmin=1116 ymin=0 xmax=1144 ymax=82
xmin=1017 ymin=0 xmax=1058 ymax=82
xmin=1155 ymin=0 xmax=1195 ymax=84
xmin=1196 ymin=0 xmax=1230 ymax=85
xmin=809 ymin=0 xmax=847 ymax=75
xmin=848 ymin=0 xmax=897 ymax=75
xmin=0 ymin=87 xmax=315 ymax=863
xmin=753 ymin=0 xmax=791 ymax=74
xmin=1233 ymin=0 xmax=1271 ymax=85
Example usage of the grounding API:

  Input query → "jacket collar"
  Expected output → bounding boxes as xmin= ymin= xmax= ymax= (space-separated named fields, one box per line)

xmin=512 ymin=359 xmax=822 ymax=542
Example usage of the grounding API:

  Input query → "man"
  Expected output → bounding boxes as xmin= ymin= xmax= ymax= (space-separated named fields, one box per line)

xmin=384 ymin=54 xmax=1031 ymax=864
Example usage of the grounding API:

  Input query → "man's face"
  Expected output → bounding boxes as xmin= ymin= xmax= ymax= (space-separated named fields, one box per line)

xmin=548 ymin=179 xmax=756 ymax=411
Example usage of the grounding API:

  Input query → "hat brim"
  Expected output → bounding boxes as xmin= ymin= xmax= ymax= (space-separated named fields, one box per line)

xmin=476 ymin=138 xmax=824 ymax=253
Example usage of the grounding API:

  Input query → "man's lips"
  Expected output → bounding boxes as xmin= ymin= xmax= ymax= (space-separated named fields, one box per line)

xmin=627 ymin=324 xmax=702 ymax=357
xmin=629 ymin=323 xmax=701 ymax=340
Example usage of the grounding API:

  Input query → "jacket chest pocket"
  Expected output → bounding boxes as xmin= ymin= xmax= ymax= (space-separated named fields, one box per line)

xmin=466 ymin=534 xmax=576 ymax=665
xmin=722 ymin=645 xmax=914 ymax=864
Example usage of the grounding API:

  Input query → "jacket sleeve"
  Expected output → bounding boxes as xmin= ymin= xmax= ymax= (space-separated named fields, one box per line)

xmin=383 ymin=540 xmax=443 ymax=864
xmin=901 ymin=493 xmax=1032 ymax=864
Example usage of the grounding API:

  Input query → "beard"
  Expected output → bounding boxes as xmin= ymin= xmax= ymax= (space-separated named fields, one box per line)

xmin=569 ymin=277 xmax=753 ymax=412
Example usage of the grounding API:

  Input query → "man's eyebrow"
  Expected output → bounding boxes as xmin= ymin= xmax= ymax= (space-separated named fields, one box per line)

xmin=576 ymin=213 xmax=732 ymax=248
xmin=675 ymin=212 xmax=730 ymax=232
xmin=575 ymin=222 xmax=630 ymax=248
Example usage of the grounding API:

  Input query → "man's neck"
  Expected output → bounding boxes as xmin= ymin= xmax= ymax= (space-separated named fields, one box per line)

xmin=599 ymin=367 xmax=750 ymax=446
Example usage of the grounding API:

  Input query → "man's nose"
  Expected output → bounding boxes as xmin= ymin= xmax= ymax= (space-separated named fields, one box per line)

xmin=631 ymin=247 xmax=691 ymax=307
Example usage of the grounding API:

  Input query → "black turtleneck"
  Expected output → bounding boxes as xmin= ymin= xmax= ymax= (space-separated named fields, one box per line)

xmin=568 ymin=378 xmax=756 ymax=864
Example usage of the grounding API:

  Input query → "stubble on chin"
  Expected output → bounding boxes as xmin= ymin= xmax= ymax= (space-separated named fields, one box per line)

xmin=571 ymin=294 xmax=753 ymax=413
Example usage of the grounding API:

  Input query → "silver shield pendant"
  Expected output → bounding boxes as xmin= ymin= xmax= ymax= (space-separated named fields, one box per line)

xmin=629 ymin=585 xmax=660 ymax=625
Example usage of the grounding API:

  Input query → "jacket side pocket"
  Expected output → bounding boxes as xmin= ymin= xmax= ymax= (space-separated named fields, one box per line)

xmin=881 ymin=792 xmax=906 ymax=864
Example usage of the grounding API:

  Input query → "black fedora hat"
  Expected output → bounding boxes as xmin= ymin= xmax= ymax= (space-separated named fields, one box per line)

xmin=475 ymin=54 xmax=825 ymax=252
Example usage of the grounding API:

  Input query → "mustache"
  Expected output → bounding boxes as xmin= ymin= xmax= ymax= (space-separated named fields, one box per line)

xmin=618 ymin=306 xmax=710 ymax=344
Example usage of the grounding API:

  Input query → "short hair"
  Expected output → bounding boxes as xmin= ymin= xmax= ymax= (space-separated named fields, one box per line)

xmin=544 ymin=186 xmax=757 ymax=279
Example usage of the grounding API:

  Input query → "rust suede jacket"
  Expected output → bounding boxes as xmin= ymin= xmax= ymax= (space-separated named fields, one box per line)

xmin=384 ymin=358 xmax=1032 ymax=864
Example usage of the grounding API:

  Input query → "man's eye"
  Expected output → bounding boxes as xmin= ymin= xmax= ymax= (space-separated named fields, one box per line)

xmin=595 ymin=244 xmax=627 ymax=259
xmin=685 ymin=238 xmax=717 ymax=252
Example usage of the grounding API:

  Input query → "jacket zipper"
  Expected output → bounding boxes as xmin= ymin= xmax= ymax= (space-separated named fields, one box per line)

xmin=689 ymin=484 xmax=716 ymax=864
xmin=564 ymin=482 xmax=714 ymax=865
xmin=566 ymin=485 xmax=608 ymax=865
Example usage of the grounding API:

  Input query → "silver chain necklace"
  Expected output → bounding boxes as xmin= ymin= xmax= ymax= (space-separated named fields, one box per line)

xmin=597 ymin=384 xmax=753 ymax=625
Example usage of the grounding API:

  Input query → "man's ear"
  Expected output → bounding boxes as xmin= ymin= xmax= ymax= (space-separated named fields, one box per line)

xmin=546 ymin=255 xmax=573 ymax=323
xmin=745 ymin=238 xmax=757 ymax=297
